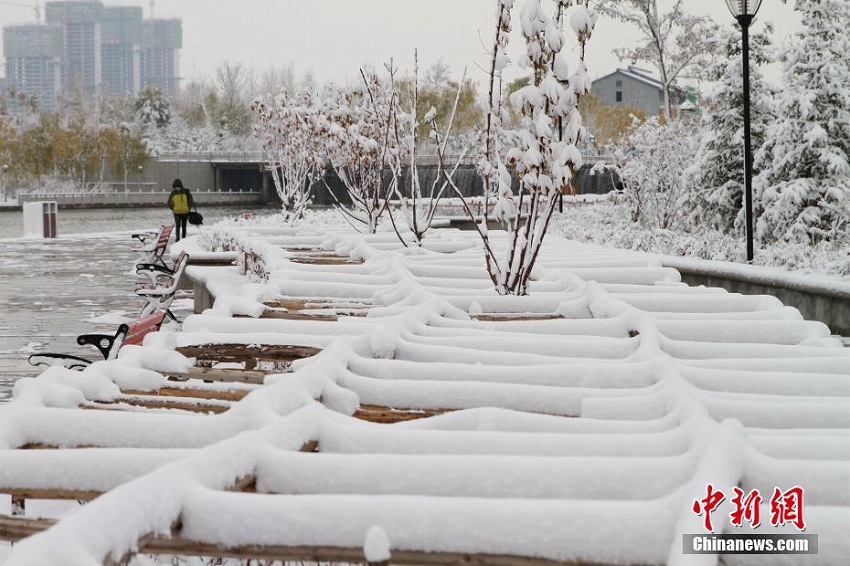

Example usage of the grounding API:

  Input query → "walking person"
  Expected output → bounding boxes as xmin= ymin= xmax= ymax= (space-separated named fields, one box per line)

xmin=167 ymin=178 xmax=193 ymax=241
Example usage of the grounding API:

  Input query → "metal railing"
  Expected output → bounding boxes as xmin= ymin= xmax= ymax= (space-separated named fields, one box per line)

xmin=151 ymin=151 xmax=612 ymax=167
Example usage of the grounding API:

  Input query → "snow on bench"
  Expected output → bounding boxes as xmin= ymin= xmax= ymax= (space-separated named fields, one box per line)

xmin=1 ymin=227 xmax=848 ymax=565
xmin=27 ymin=310 xmax=167 ymax=370
xmin=135 ymin=250 xmax=189 ymax=321
xmin=132 ymin=222 xmax=174 ymax=268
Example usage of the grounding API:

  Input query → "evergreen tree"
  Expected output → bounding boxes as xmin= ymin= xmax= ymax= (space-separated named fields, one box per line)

xmin=756 ymin=0 xmax=850 ymax=243
xmin=687 ymin=25 xmax=773 ymax=232
xmin=135 ymin=86 xmax=171 ymax=129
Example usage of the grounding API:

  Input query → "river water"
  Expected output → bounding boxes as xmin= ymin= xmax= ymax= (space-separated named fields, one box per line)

xmin=0 ymin=205 xmax=272 ymax=402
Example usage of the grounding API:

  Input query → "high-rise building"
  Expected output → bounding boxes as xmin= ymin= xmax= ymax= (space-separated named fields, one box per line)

xmin=141 ymin=18 xmax=181 ymax=95
xmin=45 ymin=1 xmax=104 ymax=98
xmin=2 ymin=24 xmax=64 ymax=112
xmin=101 ymin=5 xmax=142 ymax=96
xmin=3 ymin=2 xmax=181 ymax=113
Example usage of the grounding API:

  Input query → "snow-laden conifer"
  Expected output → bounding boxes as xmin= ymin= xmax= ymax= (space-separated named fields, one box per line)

xmin=756 ymin=0 xmax=850 ymax=243
xmin=686 ymin=25 xmax=774 ymax=232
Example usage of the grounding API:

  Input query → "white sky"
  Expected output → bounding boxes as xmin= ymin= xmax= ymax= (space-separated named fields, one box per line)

xmin=0 ymin=0 xmax=801 ymax=91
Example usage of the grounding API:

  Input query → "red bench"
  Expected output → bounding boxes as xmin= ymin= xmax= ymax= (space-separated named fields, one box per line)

xmin=28 ymin=311 xmax=167 ymax=370
xmin=132 ymin=223 xmax=174 ymax=268
xmin=135 ymin=251 xmax=189 ymax=322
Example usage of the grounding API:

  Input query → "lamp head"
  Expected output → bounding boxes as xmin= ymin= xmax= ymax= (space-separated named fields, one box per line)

xmin=725 ymin=0 xmax=763 ymax=18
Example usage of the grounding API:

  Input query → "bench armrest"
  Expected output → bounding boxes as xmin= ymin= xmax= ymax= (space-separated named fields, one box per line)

xmin=131 ymin=231 xmax=156 ymax=244
xmin=136 ymin=263 xmax=177 ymax=288
xmin=136 ymin=262 xmax=175 ymax=276
xmin=28 ymin=353 xmax=92 ymax=370
xmin=77 ymin=325 xmax=128 ymax=360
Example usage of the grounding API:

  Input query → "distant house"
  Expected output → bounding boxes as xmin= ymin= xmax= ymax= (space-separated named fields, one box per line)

xmin=590 ymin=66 xmax=685 ymax=118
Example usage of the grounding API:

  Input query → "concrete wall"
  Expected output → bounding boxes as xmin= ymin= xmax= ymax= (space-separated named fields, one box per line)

xmin=663 ymin=257 xmax=850 ymax=337
xmin=142 ymin=161 xmax=214 ymax=192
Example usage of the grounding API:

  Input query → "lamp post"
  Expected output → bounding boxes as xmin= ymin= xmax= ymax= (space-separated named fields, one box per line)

xmin=137 ymin=165 xmax=144 ymax=191
xmin=725 ymin=0 xmax=763 ymax=263
xmin=1 ymin=164 xmax=8 ymax=202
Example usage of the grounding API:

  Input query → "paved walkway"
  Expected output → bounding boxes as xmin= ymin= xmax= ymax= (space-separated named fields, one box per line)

xmin=0 ymin=233 xmax=185 ymax=401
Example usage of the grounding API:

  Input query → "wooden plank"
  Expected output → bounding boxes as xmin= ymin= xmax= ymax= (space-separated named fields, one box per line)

xmin=257 ymin=309 xmax=370 ymax=320
xmin=0 ymin=517 xmax=608 ymax=565
xmin=168 ymin=366 xmax=269 ymax=385
xmin=86 ymin=397 xmax=230 ymax=414
xmin=121 ymin=387 xmax=251 ymax=402
xmin=472 ymin=314 xmax=565 ymax=322
xmin=0 ymin=488 xmax=101 ymax=502
xmin=288 ymin=254 xmax=364 ymax=266
xmin=228 ymin=475 xmax=257 ymax=493
xmin=19 ymin=443 xmax=98 ymax=450
xmin=176 ymin=344 xmax=322 ymax=363
xmin=354 ymin=404 xmax=449 ymax=424
xmin=0 ymin=514 xmax=57 ymax=542
xmin=263 ymin=299 xmax=371 ymax=311
xmin=257 ymin=311 xmax=339 ymax=321
xmin=134 ymin=540 xmax=594 ymax=565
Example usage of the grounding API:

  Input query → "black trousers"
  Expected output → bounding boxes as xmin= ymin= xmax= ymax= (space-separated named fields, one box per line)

xmin=174 ymin=213 xmax=189 ymax=241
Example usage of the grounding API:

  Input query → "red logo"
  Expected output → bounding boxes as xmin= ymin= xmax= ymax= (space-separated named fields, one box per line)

xmin=692 ymin=485 xmax=806 ymax=532
xmin=692 ymin=483 xmax=726 ymax=532
xmin=770 ymin=486 xmax=806 ymax=530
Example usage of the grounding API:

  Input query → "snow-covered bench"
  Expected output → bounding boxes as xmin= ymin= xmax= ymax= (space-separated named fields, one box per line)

xmin=27 ymin=310 xmax=167 ymax=370
xmin=132 ymin=223 xmax=174 ymax=268
xmin=135 ymin=251 xmax=189 ymax=322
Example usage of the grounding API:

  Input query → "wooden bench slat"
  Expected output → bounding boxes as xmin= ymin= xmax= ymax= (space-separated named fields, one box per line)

xmin=354 ymin=404 xmax=449 ymax=423
xmin=124 ymin=311 xmax=167 ymax=346
xmin=0 ymin=515 xmax=579 ymax=565
xmin=85 ymin=396 xmax=231 ymax=414
xmin=176 ymin=344 xmax=321 ymax=363
xmin=121 ymin=387 xmax=251 ymax=402
xmin=168 ymin=367 xmax=269 ymax=384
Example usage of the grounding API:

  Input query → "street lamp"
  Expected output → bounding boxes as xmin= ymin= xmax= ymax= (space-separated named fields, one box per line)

xmin=725 ymin=0 xmax=763 ymax=263
xmin=1 ymin=164 xmax=8 ymax=202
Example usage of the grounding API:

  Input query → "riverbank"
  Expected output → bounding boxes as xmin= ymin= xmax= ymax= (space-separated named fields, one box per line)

xmin=0 ymin=204 xmax=275 ymax=240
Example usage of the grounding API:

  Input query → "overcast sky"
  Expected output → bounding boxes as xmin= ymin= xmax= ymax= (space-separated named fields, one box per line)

xmin=0 ymin=0 xmax=801 ymax=90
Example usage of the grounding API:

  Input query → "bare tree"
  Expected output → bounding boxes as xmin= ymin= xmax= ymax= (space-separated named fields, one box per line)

xmin=386 ymin=52 xmax=474 ymax=245
xmin=251 ymin=88 xmax=322 ymax=222
xmin=214 ymin=62 xmax=254 ymax=136
xmin=594 ymin=0 xmax=718 ymax=119
xmin=315 ymin=66 xmax=407 ymax=234
xmin=432 ymin=0 xmax=596 ymax=296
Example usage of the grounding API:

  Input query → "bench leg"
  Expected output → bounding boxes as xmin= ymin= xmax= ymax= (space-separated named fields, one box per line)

xmin=11 ymin=496 xmax=25 ymax=517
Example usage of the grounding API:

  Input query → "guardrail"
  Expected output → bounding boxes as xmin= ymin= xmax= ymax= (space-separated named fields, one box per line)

xmin=18 ymin=189 xmax=264 ymax=209
xmin=151 ymin=152 xmax=613 ymax=167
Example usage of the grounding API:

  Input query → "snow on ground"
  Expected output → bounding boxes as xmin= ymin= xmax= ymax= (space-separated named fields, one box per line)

xmin=0 ymin=218 xmax=848 ymax=565
xmin=551 ymin=194 xmax=850 ymax=279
